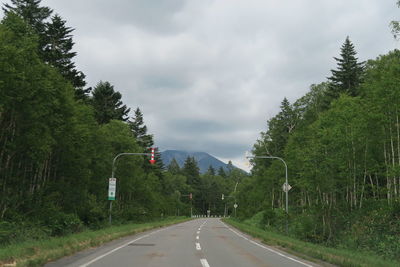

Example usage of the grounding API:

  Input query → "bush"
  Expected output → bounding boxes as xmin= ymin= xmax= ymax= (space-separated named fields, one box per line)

xmin=43 ymin=212 xmax=84 ymax=236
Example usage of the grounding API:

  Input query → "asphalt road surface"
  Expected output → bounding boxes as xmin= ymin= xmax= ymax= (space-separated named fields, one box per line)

xmin=46 ymin=218 xmax=320 ymax=267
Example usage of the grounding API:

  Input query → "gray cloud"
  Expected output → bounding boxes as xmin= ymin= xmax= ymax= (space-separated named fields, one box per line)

xmin=4 ymin=0 xmax=398 ymax=169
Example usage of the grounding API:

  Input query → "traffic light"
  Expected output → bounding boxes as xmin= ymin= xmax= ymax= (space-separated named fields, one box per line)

xmin=149 ymin=147 xmax=156 ymax=164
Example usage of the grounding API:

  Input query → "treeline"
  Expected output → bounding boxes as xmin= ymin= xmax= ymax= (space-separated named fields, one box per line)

xmin=0 ymin=0 xmax=167 ymax=238
xmin=237 ymin=36 xmax=400 ymax=259
xmin=0 ymin=0 xmax=245 ymax=245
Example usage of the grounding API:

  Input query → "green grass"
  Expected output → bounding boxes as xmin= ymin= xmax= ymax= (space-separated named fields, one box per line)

xmin=223 ymin=218 xmax=399 ymax=267
xmin=0 ymin=217 xmax=191 ymax=267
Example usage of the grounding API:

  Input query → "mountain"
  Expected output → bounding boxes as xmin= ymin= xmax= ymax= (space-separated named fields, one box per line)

xmin=161 ymin=150 xmax=233 ymax=174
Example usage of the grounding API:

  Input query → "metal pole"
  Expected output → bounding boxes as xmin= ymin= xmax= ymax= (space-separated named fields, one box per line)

xmin=109 ymin=152 xmax=151 ymax=225
xmin=247 ymin=155 xmax=289 ymax=234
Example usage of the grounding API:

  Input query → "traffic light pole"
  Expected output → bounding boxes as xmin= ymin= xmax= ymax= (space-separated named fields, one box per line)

xmin=109 ymin=152 xmax=152 ymax=225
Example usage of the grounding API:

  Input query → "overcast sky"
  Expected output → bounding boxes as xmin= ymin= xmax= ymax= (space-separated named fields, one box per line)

xmin=3 ymin=0 xmax=399 ymax=170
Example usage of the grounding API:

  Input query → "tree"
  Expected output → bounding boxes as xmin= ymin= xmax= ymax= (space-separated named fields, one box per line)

xmin=218 ymin=167 xmax=227 ymax=178
xmin=3 ymin=1 xmax=88 ymax=99
xmin=226 ymin=161 xmax=234 ymax=175
xmin=128 ymin=108 xmax=154 ymax=149
xmin=168 ymin=158 xmax=181 ymax=175
xmin=390 ymin=1 xmax=400 ymax=39
xmin=327 ymin=36 xmax=365 ymax=99
xmin=182 ymin=156 xmax=200 ymax=186
xmin=207 ymin=165 xmax=216 ymax=176
xmin=43 ymin=14 xmax=87 ymax=93
xmin=3 ymin=0 xmax=52 ymax=47
xmin=90 ymin=81 xmax=130 ymax=124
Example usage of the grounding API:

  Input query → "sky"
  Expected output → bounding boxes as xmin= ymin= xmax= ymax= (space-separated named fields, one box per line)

xmin=2 ymin=0 xmax=399 ymax=171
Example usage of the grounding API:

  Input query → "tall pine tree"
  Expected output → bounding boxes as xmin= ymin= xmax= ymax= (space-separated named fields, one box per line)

xmin=129 ymin=108 xmax=154 ymax=149
xmin=91 ymin=81 xmax=130 ymax=124
xmin=183 ymin=156 xmax=200 ymax=186
xmin=43 ymin=14 xmax=87 ymax=93
xmin=3 ymin=0 xmax=51 ymax=45
xmin=3 ymin=1 xmax=88 ymax=99
xmin=327 ymin=36 xmax=365 ymax=98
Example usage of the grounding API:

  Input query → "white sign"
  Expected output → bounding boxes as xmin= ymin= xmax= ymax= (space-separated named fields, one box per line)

xmin=282 ymin=182 xmax=292 ymax=192
xmin=234 ymin=203 xmax=238 ymax=208
xmin=108 ymin=178 xmax=116 ymax=200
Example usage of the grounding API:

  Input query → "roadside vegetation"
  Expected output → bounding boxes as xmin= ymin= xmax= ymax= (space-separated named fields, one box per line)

xmin=224 ymin=217 xmax=399 ymax=267
xmin=1 ymin=1 xmax=400 ymax=266
xmin=0 ymin=217 xmax=190 ymax=267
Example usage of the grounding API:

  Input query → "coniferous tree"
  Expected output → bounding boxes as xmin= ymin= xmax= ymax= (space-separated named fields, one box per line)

xmin=168 ymin=158 xmax=181 ymax=175
xmin=218 ymin=166 xmax=227 ymax=178
xmin=226 ymin=160 xmax=234 ymax=175
xmin=327 ymin=36 xmax=365 ymax=99
xmin=44 ymin=14 xmax=87 ymax=93
xmin=91 ymin=81 xmax=130 ymax=124
xmin=3 ymin=1 xmax=88 ymax=99
xmin=3 ymin=0 xmax=52 ymax=46
xmin=129 ymin=108 xmax=154 ymax=148
xmin=182 ymin=156 xmax=200 ymax=186
xmin=207 ymin=165 xmax=216 ymax=176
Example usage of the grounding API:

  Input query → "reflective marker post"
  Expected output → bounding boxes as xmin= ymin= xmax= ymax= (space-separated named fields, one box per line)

xmin=109 ymin=151 xmax=156 ymax=225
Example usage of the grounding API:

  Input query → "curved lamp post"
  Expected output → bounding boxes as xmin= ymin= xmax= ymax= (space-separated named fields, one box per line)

xmin=246 ymin=155 xmax=289 ymax=234
xmin=109 ymin=152 xmax=153 ymax=224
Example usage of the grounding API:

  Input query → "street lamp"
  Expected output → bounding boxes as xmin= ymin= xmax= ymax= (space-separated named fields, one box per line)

xmin=109 ymin=151 xmax=155 ymax=225
xmin=246 ymin=155 xmax=290 ymax=234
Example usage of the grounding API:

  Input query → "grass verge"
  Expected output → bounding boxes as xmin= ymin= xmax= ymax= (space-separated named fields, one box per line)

xmin=0 ymin=217 xmax=191 ymax=267
xmin=223 ymin=218 xmax=399 ymax=267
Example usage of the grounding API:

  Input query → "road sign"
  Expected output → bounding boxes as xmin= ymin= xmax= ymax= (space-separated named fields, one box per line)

xmin=282 ymin=182 xmax=292 ymax=192
xmin=108 ymin=178 xmax=116 ymax=200
xmin=234 ymin=203 xmax=238 ymax=208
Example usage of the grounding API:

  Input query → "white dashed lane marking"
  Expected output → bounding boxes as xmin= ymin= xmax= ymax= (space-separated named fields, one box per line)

xmin=200 ymin=258 xmax=210 ymax=267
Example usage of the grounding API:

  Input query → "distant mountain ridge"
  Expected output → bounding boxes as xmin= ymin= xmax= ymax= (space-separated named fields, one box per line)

xmin=161 ymin=150 xmax=233 ymax=174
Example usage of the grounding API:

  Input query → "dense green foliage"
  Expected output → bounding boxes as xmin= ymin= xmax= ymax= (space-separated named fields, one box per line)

xmin=0 ymin=1 xmax=245 ymax=248
xmin=2 ymin=1 xmax=399 ymax=264
xmin=237 ymin=36 xmax=400 ymax=261
xmin=224 ymin=218 xmax=399 ymax=267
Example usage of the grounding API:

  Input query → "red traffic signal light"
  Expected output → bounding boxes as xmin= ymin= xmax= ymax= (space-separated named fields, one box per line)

xmin=149 ymin=147 xmax=156 ymax=164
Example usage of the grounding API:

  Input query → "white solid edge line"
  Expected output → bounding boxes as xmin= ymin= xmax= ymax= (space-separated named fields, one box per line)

xmin=200 ymin=258 xmax=210 ymax=267
xmin=79 ymin=221 xmax=184 ymax=267
xmin=79 ymin=234 xmax=149 ymax=267
xmin=220 ymin=221 xmax=313 ymax=267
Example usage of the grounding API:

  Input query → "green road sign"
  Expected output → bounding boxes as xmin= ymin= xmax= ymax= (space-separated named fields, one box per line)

xmin=108 ymin=178 xmax=116 ymax=200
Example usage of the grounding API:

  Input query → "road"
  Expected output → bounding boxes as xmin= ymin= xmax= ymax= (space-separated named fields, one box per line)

xmin=46 ymin=218 xmax=320 ymax=267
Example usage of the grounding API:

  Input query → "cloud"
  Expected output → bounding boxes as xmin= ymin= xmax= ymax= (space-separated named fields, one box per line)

xmin=5 ymin=0 xmax=397 ymax=165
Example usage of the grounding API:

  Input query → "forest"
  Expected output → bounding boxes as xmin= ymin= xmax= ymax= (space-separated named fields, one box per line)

xmin=1 ymin=0 xmax=400 ymax=263
xmin=237 ymin=28 xmax=400 ymax=262
xmin=0 ymin=0 xmax=244 ymax=245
